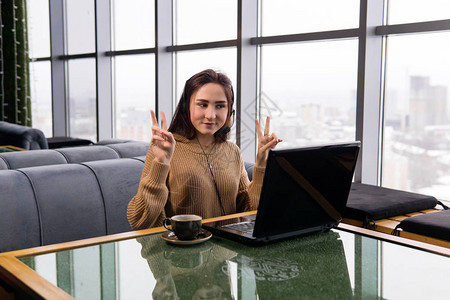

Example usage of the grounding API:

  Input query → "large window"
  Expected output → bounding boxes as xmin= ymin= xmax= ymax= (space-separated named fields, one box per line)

xmin=114 ymin=55 xmax=155 ymax=142
xmin=261 ymin=0 xmax=359 ymax=36
xmin=382 ymin=32 xmax=450 ymax=201
xmin=112 ymin=0 xmax=155 ymax=50
xmin=65 ymin=0 xmax=96 ymax=55
xmin=24 ymin=0 xmax=450 ymax=204
xmin=27 ymin=0 xmax=52 ymax=136
xmin=111 ymin=0 xmax=156 ymax=142
xmin=27 ymin=0 xmax=50 ymax=58
xmin=260 ymin=40 xmax=358 ymax=148
xmin=176 ymin=49 xmax=237 ymax=102
xmin=175 ymin=0 xmax=237 ymax=45
xmin=67 ymin=59 xmax=97 ymax=141
xmin=388 ymin=0 xmax=450 ymax=24
xmin=29 ymin=61 xmax=53 ymax=137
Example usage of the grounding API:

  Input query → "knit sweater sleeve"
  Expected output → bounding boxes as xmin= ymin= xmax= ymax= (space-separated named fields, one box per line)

xmin=236 ymin=153 xmax=265 ymax=212
xmin=127 ymin=150 xmax=170 ymax=230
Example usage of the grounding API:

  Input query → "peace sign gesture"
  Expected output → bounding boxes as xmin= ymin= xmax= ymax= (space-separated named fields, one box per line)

xmin=255 ymin=116 xmax=282 ymax=167
xmin=150 ymin=110 xmax=176 ymax=165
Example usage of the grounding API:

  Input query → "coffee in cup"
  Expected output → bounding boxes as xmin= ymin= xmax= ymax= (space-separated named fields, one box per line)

xmin=163 ymin=214 xmax=202 ymax=240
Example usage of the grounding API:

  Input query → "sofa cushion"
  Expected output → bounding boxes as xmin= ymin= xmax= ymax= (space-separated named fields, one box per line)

xmin=105 ymin=142 xmax=149 ymax=158
xmin=345 ymin=183 xmax=438 ymax=224
xmin=20 ymin=164 xmax=107 ymax=246
xmin=131 ymin=155 xmax=146 ymax=163
xmin=96 ymin=139 xmax=132 ymax=145
xmin=83 ymin=158 xmax=144 ymax=234
xmin=397 ymin=210 xmax=450 ymax=241
xmin=0 ymin=149 xmax=67 ymax=169
xmin=56 ymin=145 xmax=120 ymax=163
xmin=0 ymin=157 xmax=8 ymax=170
xmin=0 ymin=170 xmax=41 ymax=252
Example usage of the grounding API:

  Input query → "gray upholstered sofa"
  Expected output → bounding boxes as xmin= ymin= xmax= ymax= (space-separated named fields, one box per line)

xmin=0 ymin=144 xmax=240 ymax=253
xmin=0 ymin=157 xmax=147 ymax=253
xmin=0 ymin=141 xmax=150 ymax=253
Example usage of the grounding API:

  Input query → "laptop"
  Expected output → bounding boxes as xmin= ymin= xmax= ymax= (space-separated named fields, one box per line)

xmin=202 ymin=141 xmax=361 ymax=245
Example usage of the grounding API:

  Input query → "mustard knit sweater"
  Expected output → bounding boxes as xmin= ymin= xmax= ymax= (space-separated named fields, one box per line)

xmin=127 ymin=134 xmax=265 ymax=230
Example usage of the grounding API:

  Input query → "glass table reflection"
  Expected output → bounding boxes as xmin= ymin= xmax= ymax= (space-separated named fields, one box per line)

xmin=19 ymin=228 xmax=450 ymax=300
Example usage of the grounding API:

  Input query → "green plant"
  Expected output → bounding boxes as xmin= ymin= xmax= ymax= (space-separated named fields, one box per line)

xmin=0 ymin=0 xmax=32 ymax=126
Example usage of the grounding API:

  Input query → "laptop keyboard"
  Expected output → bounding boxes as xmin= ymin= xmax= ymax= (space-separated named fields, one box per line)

xmin=223 ymin=221 xmax=255 ymax=233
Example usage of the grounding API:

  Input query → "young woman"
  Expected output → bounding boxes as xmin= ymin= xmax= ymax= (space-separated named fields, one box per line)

xmin=127 ymin=69 xmax=281 ymax=230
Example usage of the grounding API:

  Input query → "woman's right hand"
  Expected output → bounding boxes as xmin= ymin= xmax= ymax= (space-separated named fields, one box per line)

xmin=150 ymin=110 xmax=176 ymax=165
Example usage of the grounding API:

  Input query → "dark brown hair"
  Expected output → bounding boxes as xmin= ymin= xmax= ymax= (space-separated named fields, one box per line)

xmin=168 ymin=69 xmax=234 ymax=142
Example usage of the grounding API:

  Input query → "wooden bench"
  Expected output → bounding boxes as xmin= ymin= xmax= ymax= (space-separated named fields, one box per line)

xmin=0 ymin=145 xmax=26 ymax=152
xmin=343 ymin=208 xmax=450 ymax=248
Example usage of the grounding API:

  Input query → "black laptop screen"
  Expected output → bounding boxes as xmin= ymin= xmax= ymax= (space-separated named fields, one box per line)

xmin=253 ymin=142 xmax=360 ymax=238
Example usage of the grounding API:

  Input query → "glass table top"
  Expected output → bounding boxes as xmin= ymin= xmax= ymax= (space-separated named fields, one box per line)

xmin=20 ymin=229 xmax=450 ymax=300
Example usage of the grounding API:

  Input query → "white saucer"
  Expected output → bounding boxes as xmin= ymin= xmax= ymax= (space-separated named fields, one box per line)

xmin=161 ymin=229 xmax=212 ymax=245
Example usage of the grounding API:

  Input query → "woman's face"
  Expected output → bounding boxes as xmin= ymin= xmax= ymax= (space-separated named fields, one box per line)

xmin=189 ymin=83 xmax=229 ymax=142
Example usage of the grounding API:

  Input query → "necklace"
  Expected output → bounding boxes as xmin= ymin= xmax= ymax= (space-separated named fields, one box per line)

xmin=198 ymin=141 xmax=216 ymax=170
xmin=197 ymin=138 xmax=225 ymax=215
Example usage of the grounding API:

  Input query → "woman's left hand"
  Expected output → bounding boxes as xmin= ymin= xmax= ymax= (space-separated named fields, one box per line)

xmin=255 ymin=116 xmax=282 ymax=168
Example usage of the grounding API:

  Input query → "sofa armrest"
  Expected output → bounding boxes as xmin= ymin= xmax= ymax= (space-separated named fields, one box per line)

xmin=0 ymin=121 xmax=48 ymax=150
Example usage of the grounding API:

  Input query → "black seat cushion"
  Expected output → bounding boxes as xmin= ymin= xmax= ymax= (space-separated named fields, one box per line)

xmin=47 ymin=136 xmax=93 ymax=148
xmin=397 ymin=210 xmax=450 ymax=241
xmin=344 ymin=183 xmax=438 ymax=224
